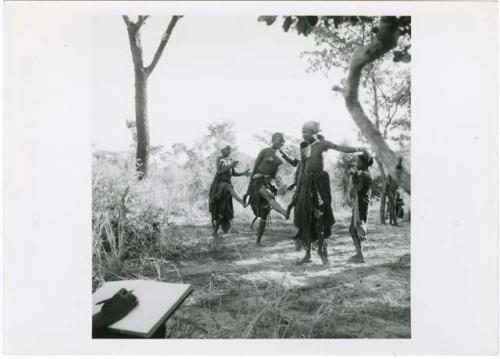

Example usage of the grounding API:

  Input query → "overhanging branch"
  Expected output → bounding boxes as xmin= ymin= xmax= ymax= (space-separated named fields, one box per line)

xmin=335 ymin=17 xmax=411 ymax=194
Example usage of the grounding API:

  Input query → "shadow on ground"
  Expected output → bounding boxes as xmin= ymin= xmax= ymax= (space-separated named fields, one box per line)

xmin=160 ymin=209 xmax=411 ymax=338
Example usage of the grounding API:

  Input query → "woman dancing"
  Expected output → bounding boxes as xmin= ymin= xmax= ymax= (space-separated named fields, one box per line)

xmin=209 ymin=145 xmax=249 ymax=237
xmin=294 ymin=121 xmax=366 ymax=265
xmin=245 ymin=132 xmax=298 ymax=246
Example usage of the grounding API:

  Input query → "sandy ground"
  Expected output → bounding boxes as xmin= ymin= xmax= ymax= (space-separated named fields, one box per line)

xmin=160 ymin=208 xmax=411 ymax=338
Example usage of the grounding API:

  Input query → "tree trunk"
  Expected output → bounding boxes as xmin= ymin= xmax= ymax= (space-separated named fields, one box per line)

xmin=333 ymin=17 xmax=411 ymax=194
xmin=123 ymin=15 xmax=181 ymax=180
xmin=371 ymin=77 xmax=387 ymax=223
xmin=375 ymin=156 xmax=387 ymax=224
xmin=371 ymin=74 xmax=380 ymax=129
xmin=134 ymin=69 xmax=149 ymax=179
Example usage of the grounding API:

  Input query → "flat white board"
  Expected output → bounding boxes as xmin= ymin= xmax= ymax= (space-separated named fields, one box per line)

xmin=92 ymin=280 xmax=193 ymax=338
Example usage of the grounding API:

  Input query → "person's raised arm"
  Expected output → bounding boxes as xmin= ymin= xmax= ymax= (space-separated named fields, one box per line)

xmin=323 ymin=140 xmax=364 ymax=154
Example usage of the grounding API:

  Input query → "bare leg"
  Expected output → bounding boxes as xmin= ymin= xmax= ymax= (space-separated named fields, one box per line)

xmin=316 ymin=217 xmax=328 ymax=265
xmin=348 ymin=221 xmax=364 ymax=263
xmin=317 ymin=232 xmax=328 ymax=264
xmin=294 ymin=238 xmax=302 ymax=251
xmin=229 ymin=187 xmax=246 ymax=207
xmin=388 ymin=196 xmax=399 ymax=226
xmin=212 ymin=219 xmax=221 ymax=238
xmin=269 ymin=199 xmax=288 ymax=219
xmin=389 ymin=198 xmax=394 ymax=225
xmin=285 ymin=202 xmax=295 ymax=220
xmin=317 ymin=238 xmax=328 ymax=264
xmin=293 ymin=229 xmax=302 ymax=251
xmin=297 ymin=241 xmax=312 ymax=264
xmin=256 ymin=218 xmax=266 ymax=246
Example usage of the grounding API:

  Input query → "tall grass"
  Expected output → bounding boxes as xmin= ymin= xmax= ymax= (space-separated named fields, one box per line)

xmin=92 ymin=151 xmax=210 ymax=289
xmin=91 ymin=144 xmax=265 ymax=287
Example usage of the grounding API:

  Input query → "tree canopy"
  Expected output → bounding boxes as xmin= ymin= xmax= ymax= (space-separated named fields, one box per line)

xmin=258 ymin=16 xmax=412 ymax=194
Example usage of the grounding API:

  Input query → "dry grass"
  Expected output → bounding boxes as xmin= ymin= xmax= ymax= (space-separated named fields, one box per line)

xmin=92 ymin=150 xmax=410 ymax=338
xmin=164 ymin=272 xmax=410 ymax=339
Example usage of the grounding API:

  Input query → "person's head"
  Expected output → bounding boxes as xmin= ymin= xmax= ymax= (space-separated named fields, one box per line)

xmin=302 ymin=121 xmax=321 ymax=142
xmin=356 ymin=152 xmax=374 ymax=170
xmin=271 ymin=132 xmax=285 ymax=149
xmin=221 ymin=145 xmax=232 ymax=157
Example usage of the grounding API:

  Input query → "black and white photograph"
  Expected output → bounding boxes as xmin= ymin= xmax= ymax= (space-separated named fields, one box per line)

xmin=92 ymin=15 xmax=412 ymax=339
xmin=3 ymin=1 xmax=498 ymax=355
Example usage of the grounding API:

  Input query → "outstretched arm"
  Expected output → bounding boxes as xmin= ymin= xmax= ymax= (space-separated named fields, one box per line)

xmin=279 ymin=150 xmax=299 ymax=167
xmin=323 ymin=140 xmax=364 ymax=154
xmin=232 ymin=168 xmax=250 ymax=177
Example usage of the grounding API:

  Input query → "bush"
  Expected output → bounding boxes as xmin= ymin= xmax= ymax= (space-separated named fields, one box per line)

xmin=92 ymin=151 xmax=206 ymax=287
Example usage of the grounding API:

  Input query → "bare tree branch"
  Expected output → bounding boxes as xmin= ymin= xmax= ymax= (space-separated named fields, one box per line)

xmin=332 ymin=85 xmax=346 ymax=97
xmin=346 ymin=26 xmax=363 ymax=43
xmin=383 ymin=98 xmax=399 ymax=137
xmin=372 ymin=75 xmax=391 ymax=108
xmin=123 ymin=19 xmax=145 ymax=70
xmin=382 ymin=91 xmax=409 ymax=136
xmin=145 ymin=15 xmax=182 ymax=75
xmin=338 ymin=16 xmax=411 ymax=193
xmin=122 ymin=15 xmax=133 ymax=27
xmin=137 ymin=15 xmax=149 ymax=27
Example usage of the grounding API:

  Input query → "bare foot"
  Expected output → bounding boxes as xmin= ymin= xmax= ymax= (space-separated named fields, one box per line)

xmin=319 ymin=253 xmax=329 ymax=265
xmin=348 ymin=254 xmax=365 ymax=263
xmin=294 ymin=240 xmax=302 ymax=252
xmin=296 ymin=254 xmax=312 ymax=265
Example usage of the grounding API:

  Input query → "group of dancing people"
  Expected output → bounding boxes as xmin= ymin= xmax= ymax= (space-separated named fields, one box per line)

xmin=208 ymin=121 xmax=374 ymax=265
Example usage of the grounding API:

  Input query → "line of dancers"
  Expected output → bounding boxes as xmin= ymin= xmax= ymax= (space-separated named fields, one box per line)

xmin=209 ymin=121 xmax=373 ymax=265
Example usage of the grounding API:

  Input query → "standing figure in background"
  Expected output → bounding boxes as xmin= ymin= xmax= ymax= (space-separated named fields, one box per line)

xmin=348 ymin=152 xmax=374 ymax=263
xmin=395 ymin=190 xmax=405 ymax=220
xmin=294 ymin=121 xmax=365 ymax=265
xmin=386 ymin=174 xmax=400 ymax=226
xmin=245 ymin=132 xmax=298 ymax=246
xmin=209 ymin=145 xmax=249 ymax=237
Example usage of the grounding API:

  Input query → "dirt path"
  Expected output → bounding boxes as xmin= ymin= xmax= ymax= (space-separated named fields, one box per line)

xmin=163 ymin=209 xmax=411 ymax=338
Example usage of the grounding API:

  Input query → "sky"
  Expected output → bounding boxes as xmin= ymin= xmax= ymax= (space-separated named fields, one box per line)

xmin=93 ymin=16 xmax=363 ymax=159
